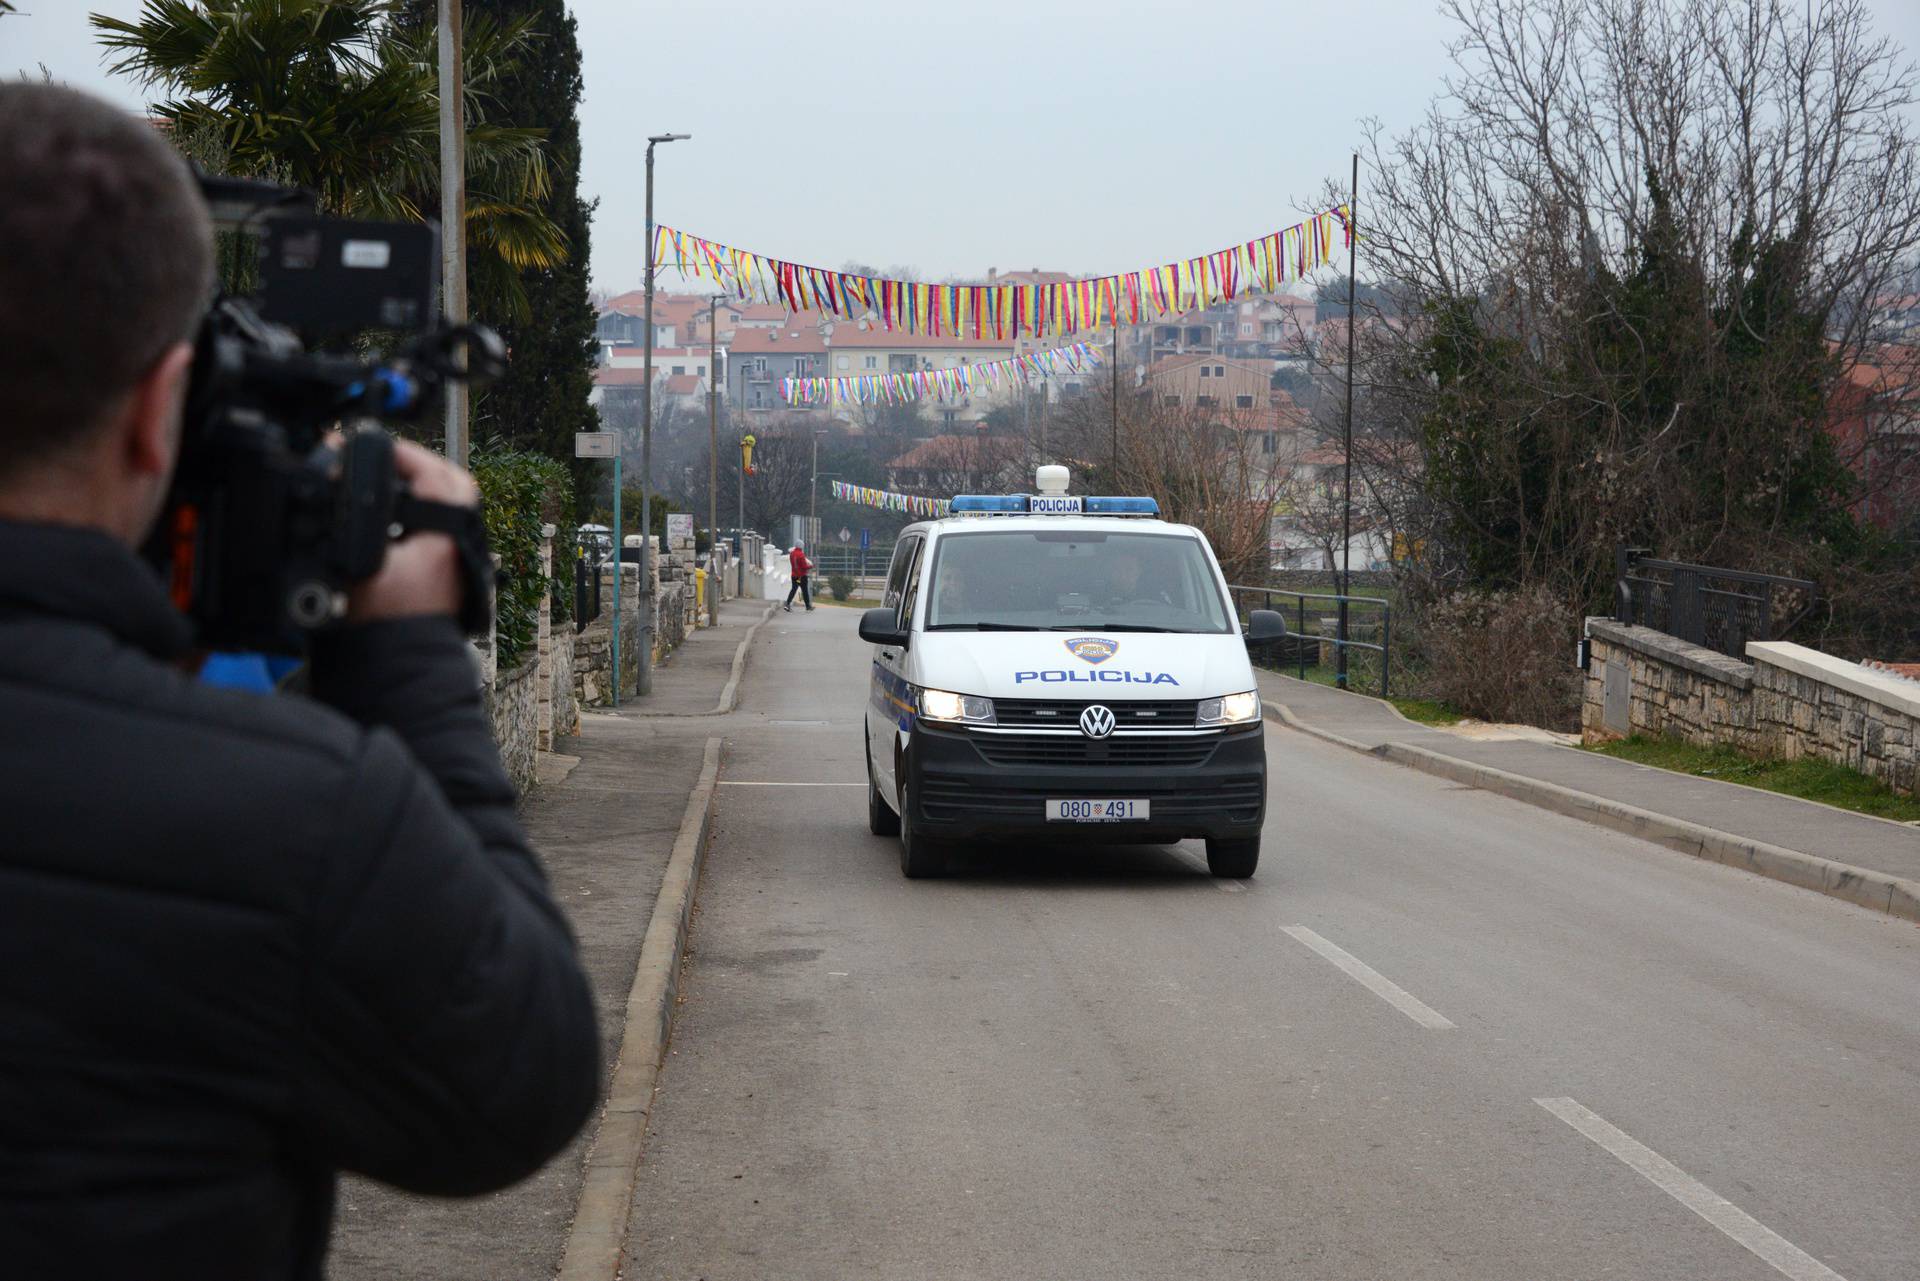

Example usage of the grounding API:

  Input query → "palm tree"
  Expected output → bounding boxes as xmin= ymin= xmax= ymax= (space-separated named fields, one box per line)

xmin=92 ymin=0 xmax=566 ymax=321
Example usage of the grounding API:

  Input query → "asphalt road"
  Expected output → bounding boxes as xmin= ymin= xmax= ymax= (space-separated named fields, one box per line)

xmin=625 ymin=606 xmax=1920 ymax=1281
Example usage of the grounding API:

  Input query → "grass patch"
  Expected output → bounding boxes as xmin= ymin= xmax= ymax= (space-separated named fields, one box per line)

xmin=1588 ymin=735 xmax=1920 ymax=823
xmin=1387 ymin=696 xmax=1465 ymax=726
xmin=1277 ymin=662 xmax=1463 ymax=725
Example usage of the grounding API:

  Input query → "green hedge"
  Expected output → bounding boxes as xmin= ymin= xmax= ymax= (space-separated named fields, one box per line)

xmin=473 ymin=445 xmax=575 ymax=669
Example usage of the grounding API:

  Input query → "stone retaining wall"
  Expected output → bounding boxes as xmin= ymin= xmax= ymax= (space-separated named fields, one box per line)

xmin=1583 ymin=617 xmax=1918 ymax=795
xmin=484 ymin=659 xmax=539 ymax=793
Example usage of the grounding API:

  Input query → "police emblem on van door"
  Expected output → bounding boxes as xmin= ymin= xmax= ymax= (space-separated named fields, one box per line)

xmin=1064 ymin=637 xmax=1118 ymax=665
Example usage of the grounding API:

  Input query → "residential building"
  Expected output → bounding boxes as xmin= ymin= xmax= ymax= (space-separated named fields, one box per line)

xmin=1829 ymin=347 xmax=1920 ymax=533
xmin=602 ymin=345 xmax=716 ymax=383
xmin=1140 ymin=353 xmax=1271 ymax=413
xmin=823 ymin=324 xmax=1016 ymax=429
xmin=884 ymin=433 xmax=1028 ymax=492
xmin=729 ymin=322 xmax=829 ymax=415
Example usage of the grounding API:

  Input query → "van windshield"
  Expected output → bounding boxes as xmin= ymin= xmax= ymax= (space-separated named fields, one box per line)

xmin=923 ymin=529 xmax=1233 ymax=633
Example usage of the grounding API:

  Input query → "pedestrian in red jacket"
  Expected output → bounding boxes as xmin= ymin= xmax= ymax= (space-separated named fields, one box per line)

xmin=785 ymin=543 xmax=815 ymax=612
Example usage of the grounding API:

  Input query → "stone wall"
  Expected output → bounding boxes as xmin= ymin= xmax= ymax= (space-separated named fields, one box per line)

xmin=484 ymin=659 xmax=539 ymax=793
xmin=1583 ymin=618 xmax=1918 ymax=795
xmin=549 ymin=622 xmax=577 ymax=740
xmin=576 ymin=569 xmax=639 ymax=707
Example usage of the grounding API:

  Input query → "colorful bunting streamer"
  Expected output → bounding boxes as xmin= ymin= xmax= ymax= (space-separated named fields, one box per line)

xmin=830 ymin=480 xmax=950 ymax=520
xmin=781 ymin=341 xmax=1101 ymax=406
xmin=657 ymin=208 xmax=1352 ymax=341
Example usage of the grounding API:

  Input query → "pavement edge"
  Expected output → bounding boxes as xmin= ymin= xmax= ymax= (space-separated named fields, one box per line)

xmin=713 ymin=604 xmax=777 ymax=714
xmin=554 ymin=733 xmax=725 ymax=1281
xmin=1263 ymin=699 xmax=1920 ymax=926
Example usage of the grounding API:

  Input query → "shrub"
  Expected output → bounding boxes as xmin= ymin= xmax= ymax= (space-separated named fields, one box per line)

xmin=827 ymin=573 xmax=854 ymax=602
xmin=472 ymin=446 xmax=574 ymax=669
xmin=1416 ymin=585 xmax=1581 ymax=729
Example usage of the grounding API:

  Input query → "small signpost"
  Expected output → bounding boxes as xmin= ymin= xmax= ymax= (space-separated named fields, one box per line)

xmin=837 ymin=526 xmax=852 ymax=544
xmin=858 ymin=527 xmax=871 ymax=594
xmin=667 ymin=512 xmax=694 ymax=546
xmin=574 ymin=431 xmax=620 ymax=458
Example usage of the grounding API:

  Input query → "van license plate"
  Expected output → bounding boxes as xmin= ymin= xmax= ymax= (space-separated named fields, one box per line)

xmin=1046 ymin=798 xmax=1150 ymax=822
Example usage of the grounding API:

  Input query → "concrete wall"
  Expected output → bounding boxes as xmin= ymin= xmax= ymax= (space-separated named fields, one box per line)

xmin=1583 ymin=617 xmax=1919 ymax=795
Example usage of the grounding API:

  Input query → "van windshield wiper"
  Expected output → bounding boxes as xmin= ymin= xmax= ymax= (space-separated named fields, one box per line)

xmin=1047 ymin=623 xmax=1179 ymax=632
xmin=926 ymin=622 xmax=1043 ymax=631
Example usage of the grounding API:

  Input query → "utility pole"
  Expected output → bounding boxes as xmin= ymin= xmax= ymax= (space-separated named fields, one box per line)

xmin=809 ymin=429 xmax=827 ymax=539
xmin=1110 ymin=316 xmax=1119 ymax=481
xmin=1338 ymin=152 xmax=1359 ymax=691
xmin=640 ymin=131 xmax=690 ymax=697
xmin=707 ymin=295 xmax=721 ymax=627
xmin=437 ymin=0 xmax=467 ymax=465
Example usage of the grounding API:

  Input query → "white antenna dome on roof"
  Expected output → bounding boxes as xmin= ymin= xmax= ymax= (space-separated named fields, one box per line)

xmin=1034 ymin=465 xmax=1070 ymax=496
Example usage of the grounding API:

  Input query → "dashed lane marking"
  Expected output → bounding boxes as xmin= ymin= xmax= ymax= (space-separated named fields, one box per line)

xmin=1279 ymin=925 xmax=1455 ymax=1029
xmin=1535 ymin=1097 xmax=1847 ymax=1281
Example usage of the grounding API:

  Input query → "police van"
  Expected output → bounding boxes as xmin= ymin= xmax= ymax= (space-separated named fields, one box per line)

xmin=859 ymin=466 xmax=1288 ymax=879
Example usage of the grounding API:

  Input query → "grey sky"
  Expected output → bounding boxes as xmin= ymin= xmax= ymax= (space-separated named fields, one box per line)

xmin=10 ymin=0 xmax=1920 ymax=294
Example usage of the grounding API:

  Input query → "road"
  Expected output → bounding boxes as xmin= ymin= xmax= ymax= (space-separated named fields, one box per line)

xmin=625 ymin=607 xmax=1920 ymax=1281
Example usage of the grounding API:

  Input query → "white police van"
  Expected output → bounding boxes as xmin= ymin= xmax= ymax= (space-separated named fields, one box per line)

xmin=860 ymin=466 xmax=1288 ymax=879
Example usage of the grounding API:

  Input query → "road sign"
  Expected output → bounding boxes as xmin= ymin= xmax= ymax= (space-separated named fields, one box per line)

xmin=667 ymin=513 xmax=694 ymax=545
xmin=838 ymin=526 xmax=852 ymax=544
xmin=859 ymin=528 xmax=871 ymax=551
xmin=574 ymin=431 xmax=619 ymax=458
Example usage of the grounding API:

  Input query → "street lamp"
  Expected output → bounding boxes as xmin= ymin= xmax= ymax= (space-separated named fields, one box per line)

xmin=706 ymin=293 xmax=724 ymax=627
xmin=639 ymin=129 xmax=690 ymax=698
xmin=809 ymin=428 xmax=829 ymax=541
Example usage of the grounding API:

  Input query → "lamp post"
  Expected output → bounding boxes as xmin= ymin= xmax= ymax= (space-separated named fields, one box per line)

xmin=809 ymin=428 xmax=828 ymax=544
xmin=640 ymin=130 xmax=689 ymax=697
xmin=707 ymin=294 xmax=722 ymax=627
xmin=437 ymin=0 xmax=467 ymax=465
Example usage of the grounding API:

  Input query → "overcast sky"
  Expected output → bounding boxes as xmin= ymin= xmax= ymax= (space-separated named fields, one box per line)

xmin=10 ymin=0 xmax=1920 ymax=295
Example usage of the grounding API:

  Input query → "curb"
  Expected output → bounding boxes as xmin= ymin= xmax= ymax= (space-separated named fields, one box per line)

xmin=1262 ymin=700 xmax=1920 ymax=926
xmin=713 ymin=604 xmax=776 ymax=715
xmin=555 ymin=734 xmax=724 ymax=1281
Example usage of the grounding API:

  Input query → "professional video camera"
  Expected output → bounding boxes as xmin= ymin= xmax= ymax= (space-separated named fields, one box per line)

xmin=145 ymin=174 xmax=505 ymax=654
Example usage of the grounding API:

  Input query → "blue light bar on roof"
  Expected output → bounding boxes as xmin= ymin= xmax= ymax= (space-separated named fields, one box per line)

xmin=949 ymin=495 xmax=1029 ymax=513
xmin=1085 ymin=496 xmax=1160 ymax=515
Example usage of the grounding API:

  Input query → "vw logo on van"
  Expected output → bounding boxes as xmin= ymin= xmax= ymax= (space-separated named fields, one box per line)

xmin=1078 ymin=704 xmax=1116 ymax=739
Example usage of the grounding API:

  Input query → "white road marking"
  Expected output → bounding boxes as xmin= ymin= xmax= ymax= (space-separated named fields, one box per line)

xmin=1279 ymin=926 xmax=1455 ymax=1029
xmin=718 ymin=781 xmax=865 ymax=787
xmin=1535 ymin=1098 xmax=1847 ymax=1281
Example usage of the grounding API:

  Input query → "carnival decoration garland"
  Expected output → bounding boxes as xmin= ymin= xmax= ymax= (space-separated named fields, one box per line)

xmin=831 ymin=480 xmax=950 ymax=520
xmin=656 ymin=207 xmax=1349 ymax=341
xmin=782 ymin=341 xmax=1099 ymax=406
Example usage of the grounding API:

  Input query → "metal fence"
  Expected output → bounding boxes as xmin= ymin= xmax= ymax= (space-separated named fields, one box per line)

xmin=1228 ymin=583 xmax=1394 ymax=697
xmin=1613 ymin=547 xmax=1815 ymax=659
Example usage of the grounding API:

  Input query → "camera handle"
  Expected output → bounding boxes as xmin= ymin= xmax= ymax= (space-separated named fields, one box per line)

xmin=391 ymin=493 xmax=497 ymax=637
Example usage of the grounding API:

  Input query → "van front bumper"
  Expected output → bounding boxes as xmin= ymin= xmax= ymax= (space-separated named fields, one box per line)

xmin=902 ymin=721 xmax=1266 ymax=842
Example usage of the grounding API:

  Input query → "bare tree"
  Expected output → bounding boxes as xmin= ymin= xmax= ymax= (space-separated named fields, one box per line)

xmin=1321 ymin=0 xmax=1920 ymax=656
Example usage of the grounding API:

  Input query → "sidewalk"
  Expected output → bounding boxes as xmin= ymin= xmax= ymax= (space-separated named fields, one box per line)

xmin=326 ymin=598 xmax=769 ymax=1280
xmin=1258 ymin=671 xmax=1920 ymax=921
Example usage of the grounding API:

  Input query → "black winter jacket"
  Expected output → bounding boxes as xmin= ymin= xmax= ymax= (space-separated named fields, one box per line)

xmin=0 ymin=520 xmax=600 ymax=1279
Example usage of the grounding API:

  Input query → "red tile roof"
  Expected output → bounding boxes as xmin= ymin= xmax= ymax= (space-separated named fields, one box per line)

xmin=727 ymin=325 xmax=827 ymax=354
xmin=828 ymin=324 xmax=1014 ymax=351
xmin=593 ymin=366 xmax=654 ymax=387
xmin=887 ymin=434 xmax=1026 ymax=469
xmin=661 ymin=374 xmax=702 ymax=395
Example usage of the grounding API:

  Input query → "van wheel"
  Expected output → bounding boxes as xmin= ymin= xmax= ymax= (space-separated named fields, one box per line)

xmin=1205 ymin=836 xmax=1260 ymax=879
xmin=898 ymin=786 xmax=948 ymax=879
xmin=866 ymin=735 xmax=899 ymax=837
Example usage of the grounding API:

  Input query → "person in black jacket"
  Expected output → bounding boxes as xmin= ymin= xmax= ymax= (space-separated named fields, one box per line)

xmin=0 ymin=84 xmax=601 ymax=1278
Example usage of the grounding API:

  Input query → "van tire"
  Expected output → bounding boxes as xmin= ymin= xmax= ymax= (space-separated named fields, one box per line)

xmin=866 ymin=734 xmax=900 ymax=837
xmin=898 ymin=786 xmax=948 ymax=879
xmin=1205 ymin=836 xmax=1260 ymax=879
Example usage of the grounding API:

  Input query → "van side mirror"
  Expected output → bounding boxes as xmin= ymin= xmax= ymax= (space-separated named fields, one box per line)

xmin=858 ymin=607 xmax=910 ymax=648
xmin=1244 ymin=609 xmax=1288 ymax=643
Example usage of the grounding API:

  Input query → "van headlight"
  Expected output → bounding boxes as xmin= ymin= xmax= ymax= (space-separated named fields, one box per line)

xmin=918 ymin=688 xmax=996 ymax=724
xmin=1197 ymin=691 xmax=1261 ymax=726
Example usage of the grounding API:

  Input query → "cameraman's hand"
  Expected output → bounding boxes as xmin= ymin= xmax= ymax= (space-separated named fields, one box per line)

xmin=348 ymin=440 xmax=480 ymax=624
